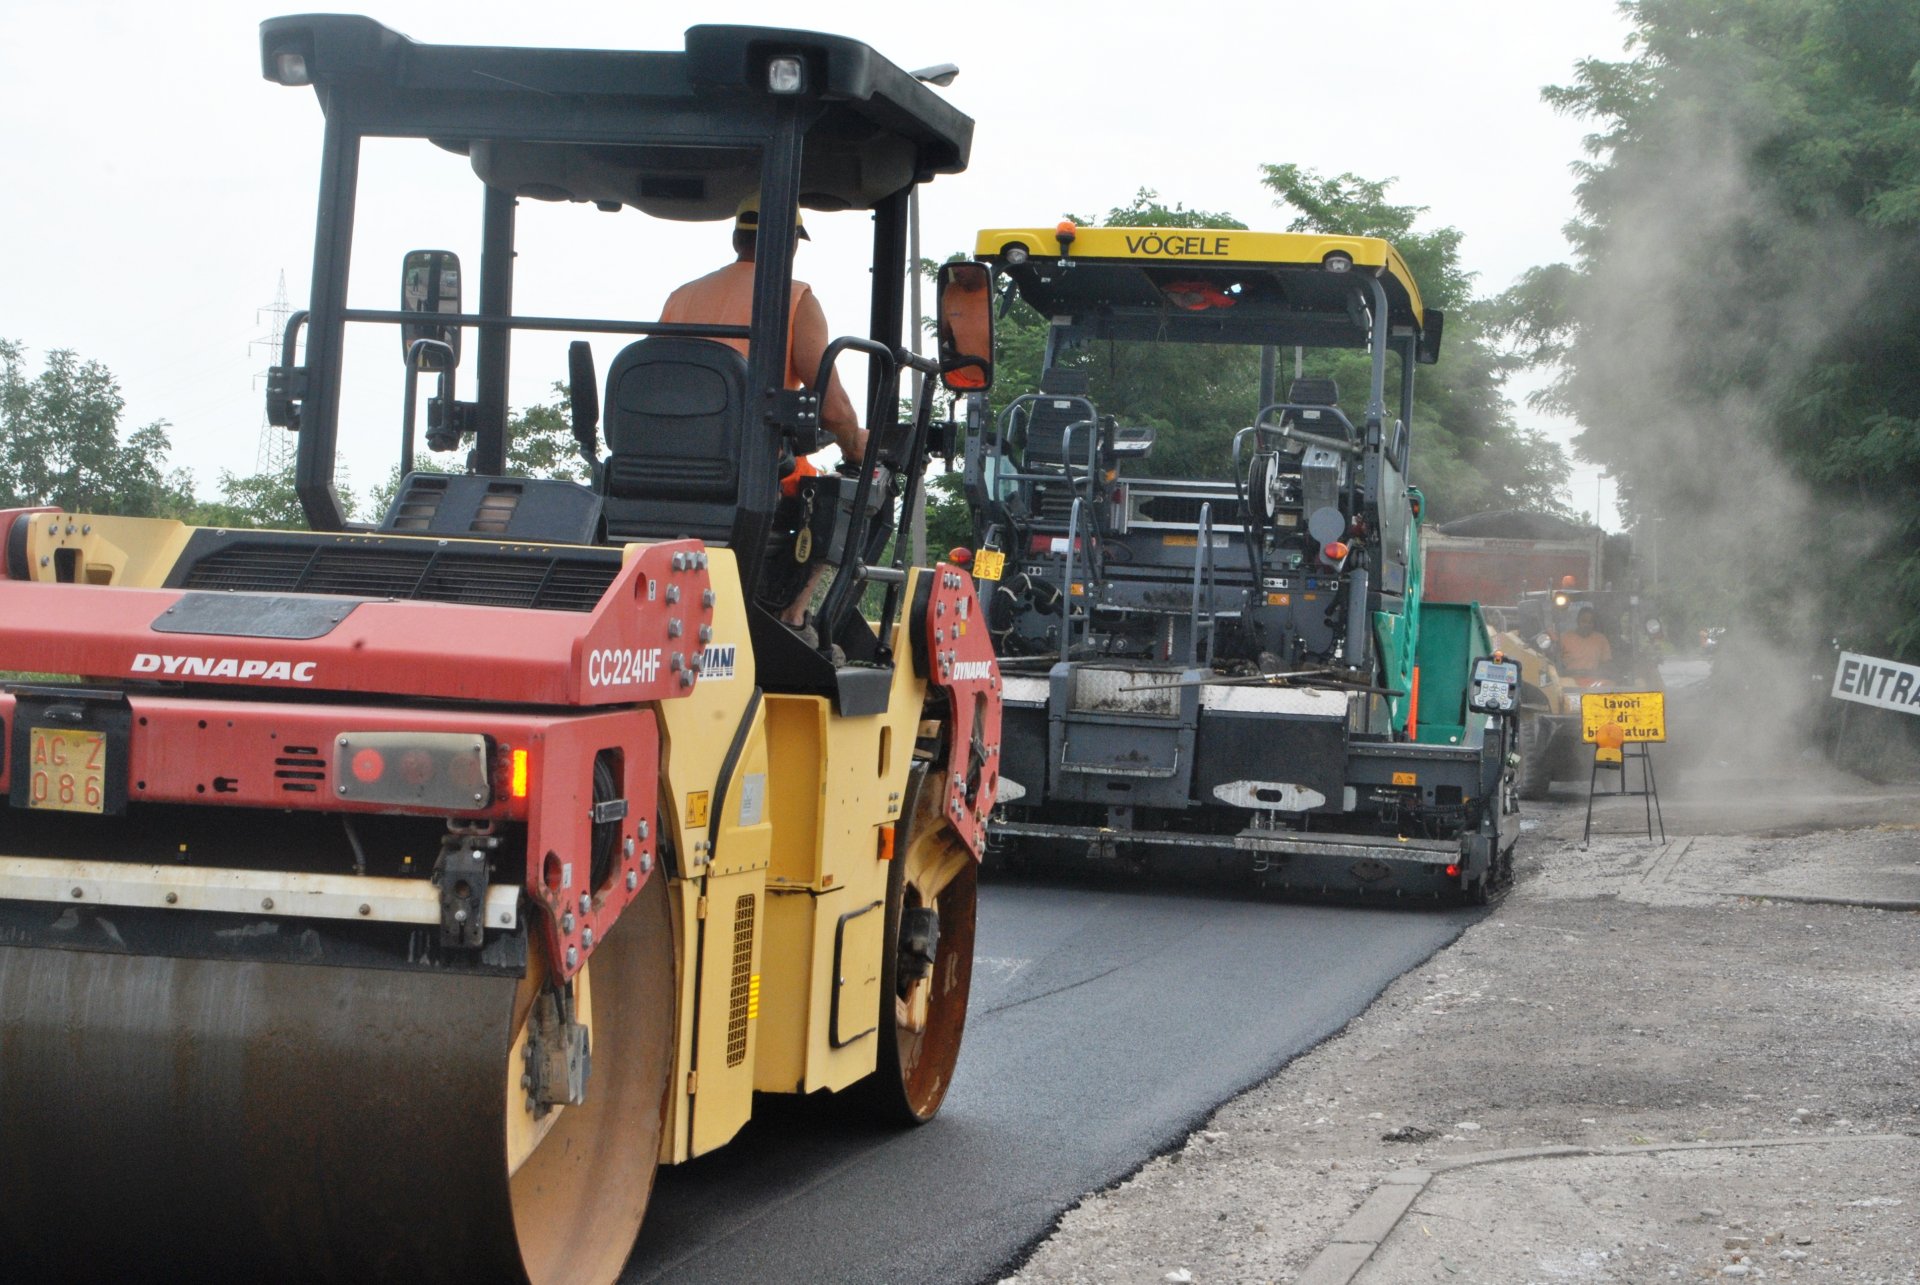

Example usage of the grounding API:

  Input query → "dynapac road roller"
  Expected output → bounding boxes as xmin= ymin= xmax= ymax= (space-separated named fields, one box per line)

xmin=0 ymin=18 xmax=1000 ymax=1282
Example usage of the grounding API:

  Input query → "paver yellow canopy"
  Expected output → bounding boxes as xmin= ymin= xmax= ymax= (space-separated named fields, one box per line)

xmin=0 ymin=16 xmax=1000 ymax=1281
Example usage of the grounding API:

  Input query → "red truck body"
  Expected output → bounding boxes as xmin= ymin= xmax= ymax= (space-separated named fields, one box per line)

xmin=1422 ymin=529 xmax=1604 ymax=609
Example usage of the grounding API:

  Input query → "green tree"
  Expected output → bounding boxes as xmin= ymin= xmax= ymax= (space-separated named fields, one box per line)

xmin=1498 ymin=0 xmax=1920 ymax=653
xmin=189 ymin=464 xmax=305 ymax=530
xmin=0 ymin=340 xmax=196 ymax=517
xmin=1259 ymin=166 xmax=1571 ymax=520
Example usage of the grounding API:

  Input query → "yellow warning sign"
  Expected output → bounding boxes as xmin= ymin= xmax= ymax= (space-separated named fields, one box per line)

xmin=972 ymin=548 xmax=1006 ymax=581
xmin=1392 ymin=771 xmax=1417 ymax=786
xmin=1580 ymin=691 xmax=1666 ymax=744
xmin=685 ymin=790 xmax=711 ymax=828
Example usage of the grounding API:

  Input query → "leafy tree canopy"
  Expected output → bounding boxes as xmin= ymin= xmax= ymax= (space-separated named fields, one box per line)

xmin=0 ymin=340 xmax=196 ymax=518
xmin=1496 ymin=0 xmax=1920 ymax=653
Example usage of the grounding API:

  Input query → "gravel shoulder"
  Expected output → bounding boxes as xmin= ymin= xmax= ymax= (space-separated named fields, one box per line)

xmin=1001 ymin=759 xmax=1920 ymax=1285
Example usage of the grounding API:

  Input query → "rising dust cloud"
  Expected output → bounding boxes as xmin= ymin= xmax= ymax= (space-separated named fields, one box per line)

xmin=1554 ymin=93 xmax=1913 ymax=791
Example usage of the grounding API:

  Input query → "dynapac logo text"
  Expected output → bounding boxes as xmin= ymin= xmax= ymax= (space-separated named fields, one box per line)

xmin=951 ymin=660 xmax=994 ymax=682
xmin=132 ymin=653 xmax=318 ymax=682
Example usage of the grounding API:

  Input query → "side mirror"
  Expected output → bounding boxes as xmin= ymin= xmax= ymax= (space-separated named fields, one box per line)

xmin=1388 ymin=418 xmax=1410 ymax=472
xmin=568 ymin=340 xmax=600 ymax=463
xmin=1415 ymin=308 xmax=1444 ymax=366
xmin=401 ymin=250 xmax=462 ymax=366
xmin=936 ymin=261 xmax=995 ymax=392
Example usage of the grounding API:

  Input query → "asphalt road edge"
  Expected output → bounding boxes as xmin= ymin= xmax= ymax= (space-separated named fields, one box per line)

xmin=1292 ymin=1133 xmax=1919 ymax=1285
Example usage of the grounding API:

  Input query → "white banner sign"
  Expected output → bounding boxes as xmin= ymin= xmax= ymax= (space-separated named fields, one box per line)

xmin=1831 ymin=651 xmax=1920 ymax=715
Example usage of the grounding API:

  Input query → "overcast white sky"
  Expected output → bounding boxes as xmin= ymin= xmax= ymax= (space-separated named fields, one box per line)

xmin=0 ymin=0 xmax=1631 ymax=523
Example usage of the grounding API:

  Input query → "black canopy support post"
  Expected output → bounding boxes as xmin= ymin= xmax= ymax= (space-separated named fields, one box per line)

xmin=1258 ymin=344 xmax=1278 ymax=411
xmin=869 ymin=187 xmax=910 ymax=447
xmin=1397 ymin=337 xmax=1416 ymax=431
xmin=1362 ymin=274 xmax=1390 ymax=441
xmin=732 ymin=104 xmax=808 ymax=606
xmin=473 ymin=184 xmax=515 ymax=478
xmin=1354 ymin=274 xmax=1392 ymax=515
xmin=296 ymin=113 xmax=360 ymax=532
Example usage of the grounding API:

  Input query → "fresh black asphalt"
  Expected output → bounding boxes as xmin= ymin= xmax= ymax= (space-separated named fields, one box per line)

xmin=624 ymin=876 xmax=1476 ymax=1284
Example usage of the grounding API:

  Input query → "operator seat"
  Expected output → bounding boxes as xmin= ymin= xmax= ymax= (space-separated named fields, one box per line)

xmin=1022 ymin=367 xmax=1102 ymax=471
xmin=599 ymin=337 xmax=747 ymax=544
xmin=1279 ymin=376 xmax=1341 ymax=448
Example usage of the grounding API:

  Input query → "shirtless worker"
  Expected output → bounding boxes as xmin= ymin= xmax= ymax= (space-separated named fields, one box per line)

xmin=661 ymin=195 xmax=866 ymax=644
xmin=1558 ymin=605 xmax=1614 ymax=678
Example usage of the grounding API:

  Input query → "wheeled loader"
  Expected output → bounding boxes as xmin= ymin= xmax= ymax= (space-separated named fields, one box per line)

xmin=0 ymin=18 xmax=1000 ymax=1282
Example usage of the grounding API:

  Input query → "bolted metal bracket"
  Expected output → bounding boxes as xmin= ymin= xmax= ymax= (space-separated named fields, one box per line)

xmin=523 ymin=986 xmax=592 ymax=1116
xmin=432 ymin=826 xmax=500 ymax=948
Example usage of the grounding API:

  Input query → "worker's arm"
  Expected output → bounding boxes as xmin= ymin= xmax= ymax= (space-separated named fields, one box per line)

xmin=791 ymin=289 xmax=865 ymax=463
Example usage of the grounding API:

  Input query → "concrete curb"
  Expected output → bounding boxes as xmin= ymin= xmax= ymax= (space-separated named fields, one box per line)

xmin=1290 ymin=1133 xmax=1916 ymax=1285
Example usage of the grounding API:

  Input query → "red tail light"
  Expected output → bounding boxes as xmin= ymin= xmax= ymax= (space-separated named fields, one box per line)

xmin=335 ymin=733 xmax=492 ymax=809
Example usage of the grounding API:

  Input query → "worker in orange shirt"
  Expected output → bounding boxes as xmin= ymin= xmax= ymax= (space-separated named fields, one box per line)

xmin=1558 ymin=605 xmax=1614 ymax=678
xmin=662 ymin=195 xmax=867 ymax=642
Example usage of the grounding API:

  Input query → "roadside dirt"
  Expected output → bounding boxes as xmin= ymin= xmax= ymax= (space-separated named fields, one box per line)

xmin=1000 ymin=759 xmax=1920 ymax=1284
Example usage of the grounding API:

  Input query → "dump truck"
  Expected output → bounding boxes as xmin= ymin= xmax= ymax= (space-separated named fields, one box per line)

xmin=0 ymin=18 xmax=1002 ymax=1282
xmin=1420 ymin=511 xmax=1657 ymax=796
xmin=960 ymin=224 xmax=1519 ymax=900
xmin=1422 ymin=510 xmax=1606 ymax=608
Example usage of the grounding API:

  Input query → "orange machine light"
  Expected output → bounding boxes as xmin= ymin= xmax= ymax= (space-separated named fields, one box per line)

xmin=1056 ymin=219 xmax=1077 ymax=239
xmin=1492 ymin=650 xmax=1506 ymax=664
xmin=1405 ymin=665 xmax=1422 ymax=740
xmin=948 ymin=547 xmax=973 ymax=565
xmin=1596 ymin=722 xmax=1626 ymax=751
xmin=1445 ymin=863 xmax=1461 ymax=878
xmin=1324 ymin=541 xmax=1349 ymax=562
xmin=878 ymin=824 xmax=896 ymax=862
xmin=511 ymin=748 xmax=530 ymax=799
xmin=1560 ymin=574 xmax=1577 ymax=588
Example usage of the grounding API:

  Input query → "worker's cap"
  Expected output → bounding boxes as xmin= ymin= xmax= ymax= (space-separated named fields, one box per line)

xmin=735 ymin=193 xmax=809 ymax=240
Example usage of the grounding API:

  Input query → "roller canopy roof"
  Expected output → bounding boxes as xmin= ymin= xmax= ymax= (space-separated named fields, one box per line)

xmin=975 ymin=226 xmax=1434 ymax=351
xmin=260 ymin=14 xmax=973 ymax=219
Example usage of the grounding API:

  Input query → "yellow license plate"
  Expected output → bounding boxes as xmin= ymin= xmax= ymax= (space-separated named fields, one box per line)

xmin=972 ymin=549 xmax=1006 ymax=581
xmin=26 ymin=726 xmax=107 ymax=814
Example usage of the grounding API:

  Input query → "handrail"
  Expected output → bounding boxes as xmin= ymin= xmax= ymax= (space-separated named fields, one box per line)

xmin=1060 ymin=495 xmax=1086 ymax=664
xmin=341 ymin=308 xmax=750 ymax=341
xmin=991 ymin=393 xmax=1102 ymax=489
xmin=1230 ymin=424 xmax=1269 ymax=601
xmin=810 ymin=336 xmax=901 ymax=656
xmin=1186 ymin=501 xmax=1217 ymax=667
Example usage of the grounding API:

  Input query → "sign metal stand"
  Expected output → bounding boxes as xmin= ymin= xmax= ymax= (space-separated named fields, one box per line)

xmin=1577 ymin=690 xmax=1667 ymax=849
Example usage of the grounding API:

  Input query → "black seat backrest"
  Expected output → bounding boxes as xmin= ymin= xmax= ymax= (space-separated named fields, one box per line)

xmin=599 ymin=337 xmax=748 ymax=544
xmin=1023 ymin=367 xmax=1100 ymax=470
xmin=1279 ymin=376 xmax=1343 ymax=449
